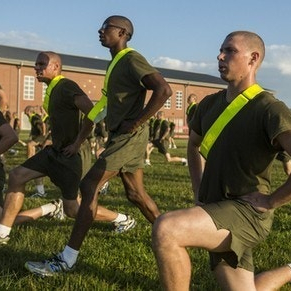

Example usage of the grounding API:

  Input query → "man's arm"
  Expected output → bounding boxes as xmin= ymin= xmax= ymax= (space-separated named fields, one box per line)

xmin=0 ymin=123 xmax=18 ymax=154
xmin=243 ymin=130 xmax=291 ymax=211
xmin=0 ymin=88 xmax=8 ymax=112
xmin=62 ymin=94 xmax=94 ymax=156
xmin=119 ymin=72 xmax=172 ymax=133
xmin=187 ymin=130 xmax=204 ymax=205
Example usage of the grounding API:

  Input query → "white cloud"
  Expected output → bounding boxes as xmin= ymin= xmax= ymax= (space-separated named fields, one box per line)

xmin=0 ymin=30 xmax=49 ymax=50
xmin=151 ymin=56 xmax=217 ymax=74
xmin=263 ymin=45 xmax=291 ymax=75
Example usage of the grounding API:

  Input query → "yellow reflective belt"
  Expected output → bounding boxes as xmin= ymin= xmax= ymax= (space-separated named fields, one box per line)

xmin=43 ymin=75 xmax=65 ymax=112
xmin=200 ymin=84 xmax=264 ymax=159
xmin=88 ymin=47 xmax=134 ymax=123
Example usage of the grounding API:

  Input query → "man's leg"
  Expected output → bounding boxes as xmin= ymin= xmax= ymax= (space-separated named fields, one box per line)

xmin=121 ymin=168 xmax=160 ymax=223
xmin=152 ymin=207 xmax=232 ymax=291
xmin=0 ymin=166 xmax=44 ymax=242
xmin=67 ymin=164 xmax=117 ymax=251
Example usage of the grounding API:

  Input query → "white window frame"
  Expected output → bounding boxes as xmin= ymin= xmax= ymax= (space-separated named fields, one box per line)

xmin=23 ymin=75 xmax=35 ymax=100
xmin=176 ymin=91 xmax=183 ymax=110
xmin=164 ymin=96 xmax=171 ymax=109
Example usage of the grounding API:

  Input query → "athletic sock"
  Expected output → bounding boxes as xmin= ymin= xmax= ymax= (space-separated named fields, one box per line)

xmin=112 ymin=213 xmax=127 ymax=223
xmin=61 ymin=245 xmax=79 ymax=268
xmin=0 ymin=224 xmax=11 ymax=238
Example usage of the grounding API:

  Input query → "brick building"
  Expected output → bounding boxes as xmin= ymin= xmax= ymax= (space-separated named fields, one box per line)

xmin=0 ymin=44 xmax=227 ymax=133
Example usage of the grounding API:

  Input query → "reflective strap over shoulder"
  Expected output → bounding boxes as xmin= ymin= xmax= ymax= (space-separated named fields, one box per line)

xmin=88 ymin=47 xmax=134 ymax=123
xmin=200 ymin=84 xmax=264 ymax=159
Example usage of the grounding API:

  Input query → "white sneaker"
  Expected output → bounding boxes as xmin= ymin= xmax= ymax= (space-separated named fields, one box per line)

xmin=48 ymin=199 xmax=65 ymax=220
xmin=113 ymin=215 xmax=136 ymax=233
xmin=99 ymin=181 xmax=109 ymax=195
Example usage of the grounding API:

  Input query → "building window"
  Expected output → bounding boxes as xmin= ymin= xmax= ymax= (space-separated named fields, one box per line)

xmin=164 ymin=96 xmax=171 ymax=109
xmin=23 ymin=75 xmax=35 ymax=100
xmin=42 ymin=83 xmax=47 ymax=100
xmin=176 ymin=91 xmax=183 ymax=110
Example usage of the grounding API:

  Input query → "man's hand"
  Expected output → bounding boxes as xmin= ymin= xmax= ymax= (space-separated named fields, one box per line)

xmin=62 ymin=143 xmax=80 ymax=157
xmin=240 ymin=192 xmax=272 ymax=212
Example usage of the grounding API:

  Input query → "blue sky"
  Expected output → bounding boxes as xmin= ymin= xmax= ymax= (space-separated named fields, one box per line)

xmin=1 ymin=0 xmax=291 ymax=105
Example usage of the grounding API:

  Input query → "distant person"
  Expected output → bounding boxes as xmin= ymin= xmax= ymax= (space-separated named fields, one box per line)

xmin=24 ymin=105 xmax=46 ymax=197
xmin=146 ymin=111 xmax=187 ymax=166
xmin=25 ymin=15 xmax=172 ymax=276
xmin=186 ymin=93 xmax=198 ymax=134
xmin=0 ymin=84 xmax=8 ymax=112
xmin=152 ymin=31 xmax=291 ymax=290
xmin=12 ymin=112 xmax=26 ymax=146
xmin=168 ymin=120 xmax=177 ymax=149
xmin=93 ymin=118 xmax=108 ymax=159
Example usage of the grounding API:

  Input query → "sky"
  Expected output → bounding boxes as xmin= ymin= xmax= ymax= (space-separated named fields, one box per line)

xmin=1 ymin=0 xmax=291 ymax=105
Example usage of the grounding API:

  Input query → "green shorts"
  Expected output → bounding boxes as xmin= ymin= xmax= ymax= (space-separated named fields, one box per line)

xmin=79 ymin=139 xmax=92 ymax=178
xmin=202 ymin=199 xmax=274 ymax=271
xmin=98 ymin=124 xmax=148 ymax=173
xmin=152 ymin=139 xmax=169 ymax=155
xmin=22 ymin=146 xmax=82 ymax=200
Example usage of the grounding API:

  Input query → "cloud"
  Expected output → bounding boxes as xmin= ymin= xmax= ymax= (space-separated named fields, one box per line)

xmin=263 ymin=45 xmax=291 ymax=75
xmin=0 ymin=30 xmax=49 ymax=50
xmin=151 ymin=56 xmax=217 ymax=75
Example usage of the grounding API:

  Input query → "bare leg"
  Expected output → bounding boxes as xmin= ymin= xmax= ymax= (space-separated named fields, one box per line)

xmin=0 ymin=166 xmax=44 ymax=227
xmin=67 ymin=161 xmax=117 ymax=250
xmin=152 ymin=207 xmax=232 ymax=291
xmin=121 ymin=168 xmax=160 ymax=223
xmin=255 ymin=265 xmax=291 ymax=291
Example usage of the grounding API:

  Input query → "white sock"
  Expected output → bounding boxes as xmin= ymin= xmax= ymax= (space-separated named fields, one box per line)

xmin=0 ymin=224 xmax=11 ymax=238
xmin=40 ymin=203 xmax=56 ymax=216
xmin=61 ymin=245 xmax=79 ymax=268
xmin=36 ymin=184 xmax=45 ymax=194
xmin=112 ymin=213 xmax=127 ymax=223
xmin=181 ymin=158 xmax=187 ymax=163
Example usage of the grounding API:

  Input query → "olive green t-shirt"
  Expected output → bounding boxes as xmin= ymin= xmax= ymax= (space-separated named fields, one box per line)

xmin=106 ymin=50 xmax=158 ymax=132
xmin=190 ymin=90 xmax=291 ymax=203
xmin=48 ymin=78 xmax=85 ymax=151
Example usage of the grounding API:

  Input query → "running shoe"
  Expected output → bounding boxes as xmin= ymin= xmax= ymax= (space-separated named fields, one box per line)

xmin=25 ymin=253 xmax=73 ymax=276
xmin=47 ymin=199 xmax=65 ymax=220
xmin=99 ymin=181 xmax=109 ymax=195
xmin=113 ymin=215 xmax=136 ymax=233
xmin=0 ymin=236 xmax=10 ymax=245
xmin=30 ymin=192 xmax=47 ymax=198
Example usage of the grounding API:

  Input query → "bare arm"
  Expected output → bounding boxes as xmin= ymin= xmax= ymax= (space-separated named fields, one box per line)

xmin=187 ymin=130 xmax=204 ymax=205
xmin=119 ymin=72 xmax=172 ymax=133
xmin=0 ymin=123 xmax=18 ymax=154
xmin=0 ymin=89 xmax=8 ymax=112
xmin=243 ymin=130 xmax=291 ymax=211
xmin=62 ymin=94 xmax=94 ymax=156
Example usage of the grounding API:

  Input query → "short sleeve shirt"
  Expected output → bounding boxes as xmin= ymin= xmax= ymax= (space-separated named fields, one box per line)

xmin=190 ymin=90 xmax=291 ymax=203
xmin=106 ymin=50 xmax=158 ymax=132
xmin=48 ymin=78 xmax=86 ymax=150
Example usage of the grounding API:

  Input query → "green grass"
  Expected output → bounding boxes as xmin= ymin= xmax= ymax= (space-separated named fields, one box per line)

xmin=1 ymin=133 xmax=291 ymax=290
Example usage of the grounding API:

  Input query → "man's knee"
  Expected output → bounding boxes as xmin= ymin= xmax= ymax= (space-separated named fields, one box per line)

xmin=152 ymin=213 xmax=173 ymax=249
xmin=63 ymin=199 xmax=79 ymax=218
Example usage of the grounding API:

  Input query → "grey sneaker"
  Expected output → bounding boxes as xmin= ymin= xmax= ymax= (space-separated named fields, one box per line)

xmin=48 ymin=199 xmax=65 ymax=220
xmin=0 ymin=236 xmax=10 ymax=245
xmin=25 ymin=253 xmax=73 ymax=277
xmin=30 ymin=192 xmax=47 ymax=198
xmin=113 ymin=215 xmax=136 ymax=233
xmin=99 ymin=181 xmax=109 ymax=195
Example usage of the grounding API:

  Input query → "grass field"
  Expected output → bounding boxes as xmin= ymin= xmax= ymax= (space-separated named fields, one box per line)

xmin=1 ymin=133 xmax=291 ymax=290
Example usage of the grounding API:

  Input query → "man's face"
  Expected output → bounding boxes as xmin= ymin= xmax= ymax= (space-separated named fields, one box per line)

xmin=34 ymin=53 xmax=54 ymax=83
xmin=217 ymin=35 xmax=252 ymax=83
